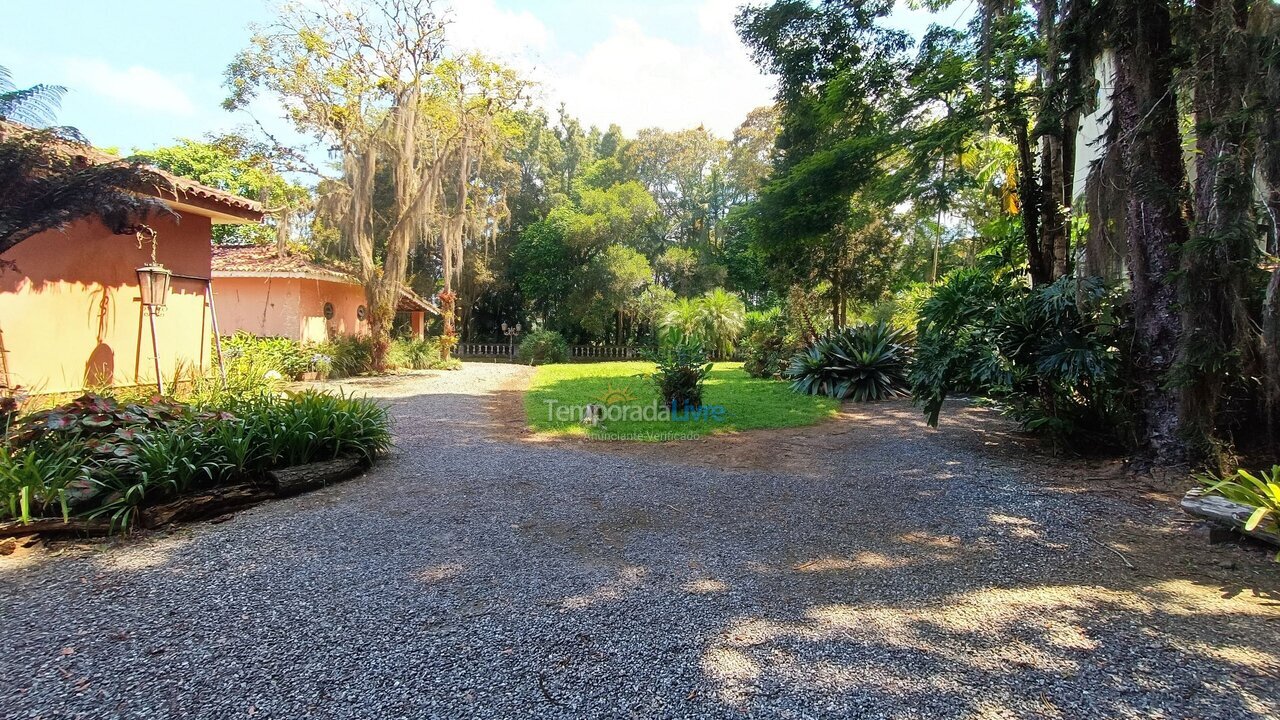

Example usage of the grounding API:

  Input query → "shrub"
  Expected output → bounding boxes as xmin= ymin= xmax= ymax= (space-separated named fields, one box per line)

xmin=387 ymin=337 xmax=460 ymax=370
xmin=658 ymin=288 xmax=747 ymax=359
xmin=645 ymin=335 xmax=713 ymax=410
xmin=741 ymin=309 xmax=801 ymax=379
xmin=785 ymin=321 xmax=913 ymax=401
xmin=223 ymin=333 xmax=311 ymax=379
xmin=910 ymin=268 xmax=1134 ymax=450
xmin=319 ymin=335 xmax=378 ymax=377
xmin=518 ymin=330 xmax=569 ymax=365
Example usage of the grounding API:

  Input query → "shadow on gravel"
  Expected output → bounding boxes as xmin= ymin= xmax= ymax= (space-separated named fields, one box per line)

xmin=4 ymin=368 xmax=1277 ymax=718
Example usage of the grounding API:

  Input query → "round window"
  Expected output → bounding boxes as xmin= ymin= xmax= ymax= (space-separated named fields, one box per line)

xmin=357 ymin=305 xmax=367 ymax=321
xmin=323 ymin=302 xmax=334 ymax=320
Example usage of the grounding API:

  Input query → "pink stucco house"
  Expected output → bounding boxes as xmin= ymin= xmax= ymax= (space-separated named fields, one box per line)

xmin=211 ymin=245 xmax=438 ymax=344
xmin=0 ymin=162 xmax=264 ymax=395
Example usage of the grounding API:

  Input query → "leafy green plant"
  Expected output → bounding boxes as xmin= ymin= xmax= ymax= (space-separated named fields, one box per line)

xmin=645 ymin=334 xmax=713 ymax=410
xmin=658 ymin=289 xmax=747 ymax=359
xmin=785 ymin=321 xmax=913 ymax=401
xmin=0 ymin=442 xmax=85 ymax=523
xmin=518 ymin=330 xmax=569 ymax=365
xmin=1198 ymin=465 xmax=1280 ymax=556
xmin=222 ymin=332 xmax=312 ymax=379
xmin=388 ymin=337 xmax=459 ymax=370
xmin=318 ymin=335 xmax=378 ymax=377
xmin=1 ymin=389 xmax=392 ymax=531
xmin=741 ymin=309 xmax=802 ymax=379
xmin=910 ymin=267 xmax=1134 ymax=450
xmin=696 ymin=288 xmax=747 ymax=359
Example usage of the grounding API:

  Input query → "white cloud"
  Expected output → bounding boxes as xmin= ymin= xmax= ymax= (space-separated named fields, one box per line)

xmin=448 ymin=0 xmax=552 ymax=59
xmin=60 ymin=58 xmax=197 ymax=117
xmin=448 ymin=0 xmax=774 ymax=137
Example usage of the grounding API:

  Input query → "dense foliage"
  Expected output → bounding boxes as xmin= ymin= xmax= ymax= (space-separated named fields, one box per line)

xmin=0 ymin=392 xmax=391 ymax=529
xmin=911 ymin=268 xmax=1133 ymax=450
xmin=785 ymin=321 xmax=913 ymax=402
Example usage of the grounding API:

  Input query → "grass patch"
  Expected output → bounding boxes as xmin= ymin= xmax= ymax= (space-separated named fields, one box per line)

xmin=524 ymin=361 xmax=839 ymax=441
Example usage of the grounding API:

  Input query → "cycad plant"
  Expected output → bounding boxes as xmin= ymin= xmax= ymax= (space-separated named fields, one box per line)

xmin=658 ymin=289 xmax=747 ymax=359
xmin=785 ymin=321 xmax=914 ymax=401
xmin=696 ymin=288 xmax=746 ymax=359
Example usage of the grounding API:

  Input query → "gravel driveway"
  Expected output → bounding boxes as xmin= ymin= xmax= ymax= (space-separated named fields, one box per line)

xmin=2 ymin=363 xmax=1277 ymax=719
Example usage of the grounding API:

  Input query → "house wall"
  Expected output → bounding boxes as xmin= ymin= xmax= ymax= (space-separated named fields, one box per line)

xmin=214 ymin=276 xmax=369 ymax=344
xmin=297 ymin=278 xmax=369 ymax=344
xmin=212 ymin=277 xmax=302 ymax=340
xmin=0 ymin=213 xmax=213 ymax=394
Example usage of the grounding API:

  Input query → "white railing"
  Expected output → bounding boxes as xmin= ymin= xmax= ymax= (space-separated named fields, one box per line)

xmin=455 ymin=343 xmax=640 ymax=361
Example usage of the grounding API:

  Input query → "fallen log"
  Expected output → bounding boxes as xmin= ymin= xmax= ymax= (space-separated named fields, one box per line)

xmin=0 ymin=518 xmax=114 ymax=538
xmin=1180 ymin=488 xmax=1280 ymax=547
xmin=140 ymin=484 xmax=270 ymax=529
xmin=267 ymin=456 xmax=365 ymax=496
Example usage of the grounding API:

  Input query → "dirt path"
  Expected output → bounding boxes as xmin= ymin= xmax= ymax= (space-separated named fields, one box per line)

xmin=2 ymin=363 xmax=1277 ymax=719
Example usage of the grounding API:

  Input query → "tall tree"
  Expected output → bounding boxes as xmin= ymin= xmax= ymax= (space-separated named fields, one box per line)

xmin=1110 ymin=0 xmax=1193 ymax=462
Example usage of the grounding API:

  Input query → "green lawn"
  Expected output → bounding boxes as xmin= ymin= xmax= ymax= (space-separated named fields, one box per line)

xmin=524 ymin=361 xmax=839 ymax=441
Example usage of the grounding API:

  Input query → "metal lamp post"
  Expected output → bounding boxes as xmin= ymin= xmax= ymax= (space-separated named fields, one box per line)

xmin=134 ymin=226 xmax=171 ymax=395
xmin=501 ymin=321 xmax=522 ymax=358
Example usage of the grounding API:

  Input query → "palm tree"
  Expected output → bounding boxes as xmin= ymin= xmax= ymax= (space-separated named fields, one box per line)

xmin=696 ymin=288 xmax=746 ymax=360
xmin=0 ymin=65 xmax=173 ymax=258
xmin=0 ymin=66 xmax=65 ymax=127
xmin=659 ymin=297 xmax=702 ymax=345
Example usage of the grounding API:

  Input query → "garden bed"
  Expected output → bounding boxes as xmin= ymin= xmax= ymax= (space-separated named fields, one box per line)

xmin=0 ymin=456 xmax=368 ymax=538
xmin=1 ymin=391 xmax=390 ymax=536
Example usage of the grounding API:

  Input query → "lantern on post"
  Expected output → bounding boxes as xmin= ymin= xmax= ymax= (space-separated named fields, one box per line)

xmin=134 ymin=226 xmax=169 ymax=395
xmin=135 ymin=263 xmax=172 ymax=309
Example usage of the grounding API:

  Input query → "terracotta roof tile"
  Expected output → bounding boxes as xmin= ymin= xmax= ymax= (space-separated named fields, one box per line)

xmin=211 ymin=245 xmax=439 ymax=314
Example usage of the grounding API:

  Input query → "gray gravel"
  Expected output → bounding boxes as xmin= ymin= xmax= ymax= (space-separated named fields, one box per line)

xmin=2 ymin=363 xmax=1277 ymax=719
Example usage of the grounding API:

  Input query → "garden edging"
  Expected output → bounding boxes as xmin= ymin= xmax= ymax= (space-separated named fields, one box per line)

xmin=0 ymin=456 xmax=370 ymax=539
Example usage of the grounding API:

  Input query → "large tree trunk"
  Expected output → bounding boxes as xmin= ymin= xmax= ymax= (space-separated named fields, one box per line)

xmin=1178 ymin=0 xmax=1258 ymax=460
xmin=1013 ymin=119 xmax=1050 ymax=286
xmin=1255 ymin=5 xmax=1280 ymax=449
xmin=1112 ymin=0 xmax=1192 ymax=464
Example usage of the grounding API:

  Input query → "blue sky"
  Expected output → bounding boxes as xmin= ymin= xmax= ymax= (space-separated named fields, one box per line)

xmin=5 ymin=0 xmax=964 ymax=154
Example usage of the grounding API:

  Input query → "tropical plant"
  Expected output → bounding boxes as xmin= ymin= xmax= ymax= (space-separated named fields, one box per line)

xmin=658 ymin=298 xmax=703 ymax=344
xmin=222 ymin=333 xmax=312 ymax=379
xmin=387 ymin=337 xmax=458 ymax=371
xmin=0 ymin=442 xmax=85 ymax=523
xmin=0 ymin=66 xmax=175 ymax=257
xmin=518 ymin=330 xmax=569 ymax=365
xmin=785 ymin=321 xmax=913 ymax=402
xmin=910 ymin=267 xmax=1135 ymax=450
xmin=645 ymin=334 xmax=713 ymax=411
xmin=1198 ymin=465 xmax=1280 ymax=560
xmin=318 ymin=336 xmax=378 ymax=378
xmin=696 ymin=288 xmax=747 ymax=359
xmin=0 ymin=65 xmax=64 ymax=126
